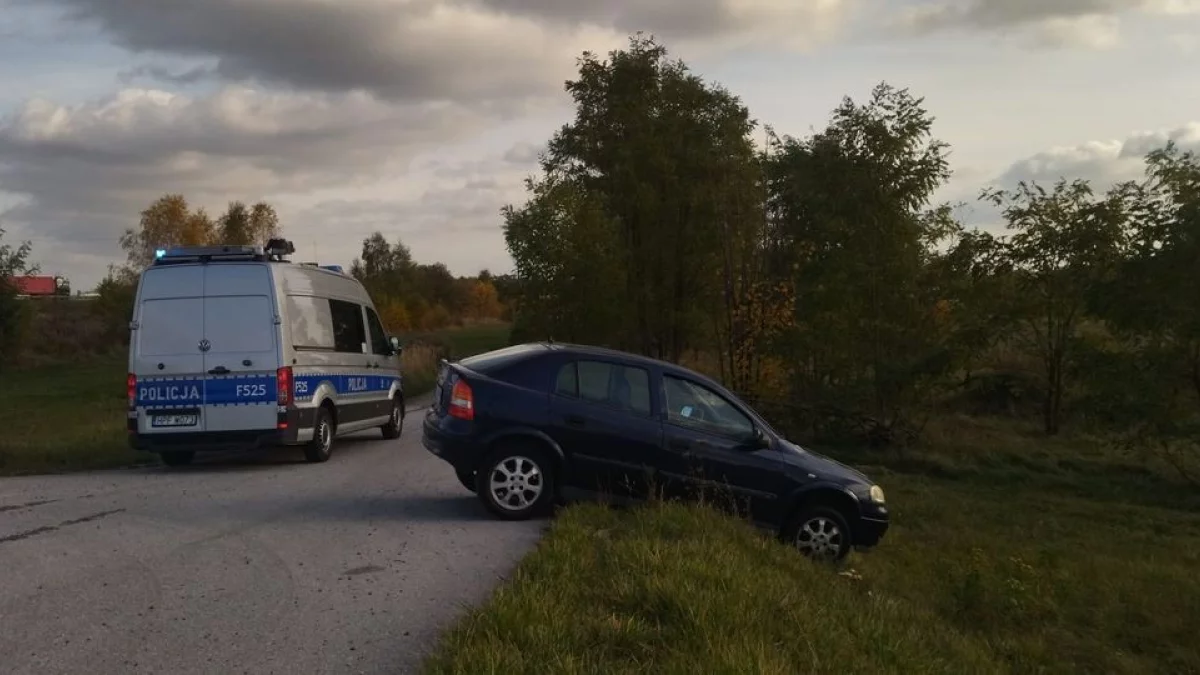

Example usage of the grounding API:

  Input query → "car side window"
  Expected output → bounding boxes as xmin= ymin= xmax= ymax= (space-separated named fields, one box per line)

xmin=663 ymin=375 xmax=754 ymax=439
xmin=559 ymin=360 xmax=651 ymax=415
xmin=555 ymin=362 xmax=578 ymax=397
xmin=364 ymin=306 xmax=391 ymax=356
xmin=329 ymin=299 xmax=367 ymax=354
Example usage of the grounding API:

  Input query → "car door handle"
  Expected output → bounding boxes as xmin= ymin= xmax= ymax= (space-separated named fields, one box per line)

xmin=207 ymin=366 xmax=229 ymax=375
xmin=564 ymin=415 xmax=586 ymax=428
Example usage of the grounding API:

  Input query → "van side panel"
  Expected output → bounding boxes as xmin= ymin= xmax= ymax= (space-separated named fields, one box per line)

xmin=277 ymin=266 xmax=398 ymax=440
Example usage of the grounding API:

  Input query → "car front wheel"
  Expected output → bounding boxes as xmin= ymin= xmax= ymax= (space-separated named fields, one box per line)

xmin=785 ymin=506 xmax=852 ymax=563
xmin=477 ymin=443 xmax=555 ymax=520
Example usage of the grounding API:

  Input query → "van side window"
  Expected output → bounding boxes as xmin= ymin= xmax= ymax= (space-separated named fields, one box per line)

xmin=329 ymin=299 xmax=367 ymax=354
xmin=286 ymin=295 xmax=336 ymax=350
xmin=364 ymin=307 xmax=391 ymax=355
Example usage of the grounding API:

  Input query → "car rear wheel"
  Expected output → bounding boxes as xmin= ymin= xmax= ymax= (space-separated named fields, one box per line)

xmin=304 ymin=407 xmax=334 ymax=463
xmin=785 ymin=506 xmax=852 ymax=563
xmin=478 ymin=443 xmax=555 ymax=520
xmin=160 ymin=451 xmax=194 ymax=467
xmin=380 ymin=397 xmax=404 ymax=440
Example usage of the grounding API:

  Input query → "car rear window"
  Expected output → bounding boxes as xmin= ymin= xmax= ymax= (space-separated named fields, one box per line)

xmin=459 ymin=344 xmax=542 ymax=374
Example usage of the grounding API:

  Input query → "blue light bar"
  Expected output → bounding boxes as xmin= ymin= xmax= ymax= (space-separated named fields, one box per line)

xmin=155 ymin=249 xmax=166 ymax=259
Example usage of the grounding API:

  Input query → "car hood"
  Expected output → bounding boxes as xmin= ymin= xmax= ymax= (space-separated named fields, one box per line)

xmin=773 ymin=440 xmax=872 ymax=486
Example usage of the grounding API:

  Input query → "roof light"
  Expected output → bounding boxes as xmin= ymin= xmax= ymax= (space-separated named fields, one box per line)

xmin=155 ymin=249 xmax=166 ymax=259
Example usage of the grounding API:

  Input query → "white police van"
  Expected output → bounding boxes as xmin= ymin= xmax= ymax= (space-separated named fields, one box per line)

xmin=127 ymin=239 xmax=405 ymax=466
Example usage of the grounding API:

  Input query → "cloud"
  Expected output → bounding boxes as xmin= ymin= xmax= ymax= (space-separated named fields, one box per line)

xmin=893 ymin=0 xmax=1200 ymax=48
xmin=995 ymin=122 xmax=1200 ymax=188
xmin=32 ymin=0 xmax=849 ymax=102
xmin=0 ymin=85 xmax=528 ymax=281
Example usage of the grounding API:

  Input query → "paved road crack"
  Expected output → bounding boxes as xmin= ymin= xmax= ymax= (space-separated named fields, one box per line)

xmin=0 ymin=508 xmax=126 ymax=545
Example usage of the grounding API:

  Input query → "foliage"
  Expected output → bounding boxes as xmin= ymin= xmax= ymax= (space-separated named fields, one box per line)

xmin=350 ymin=232 xmax=509 ymax=333
xmin=0 ymin=226 xmax=38 ymax=368
xmin=119 ymin=194 xmax=284 ymax=270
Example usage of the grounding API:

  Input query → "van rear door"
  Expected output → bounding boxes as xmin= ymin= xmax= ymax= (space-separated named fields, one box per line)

xmin=200 ymin=264 xmax=280 ymax=432
xmin=132 ymin=265 xmax=208 ymax=433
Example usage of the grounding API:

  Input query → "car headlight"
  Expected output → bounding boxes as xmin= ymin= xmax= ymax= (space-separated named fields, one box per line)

xmin=869 ymin=485 xmax=885 ymax=504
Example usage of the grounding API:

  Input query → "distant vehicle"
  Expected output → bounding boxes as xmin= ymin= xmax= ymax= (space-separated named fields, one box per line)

xmin=127 ymin=239 xmax=406 ymax=467
xmin=11 ymin=275 xmax=68 ymax=297
xmin=421 ymin=342 xmax=889 ymax=561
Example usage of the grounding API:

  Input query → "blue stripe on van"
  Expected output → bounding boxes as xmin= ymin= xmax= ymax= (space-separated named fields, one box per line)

xmin=136 ymin=374 xmax=277 ymax=408
xmin=293 ymin=374 xmax=399 ymax=398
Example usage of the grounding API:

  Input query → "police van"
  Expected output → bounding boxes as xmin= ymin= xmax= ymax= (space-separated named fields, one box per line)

xmin=127 ymin=239 xmax=406 ymax=466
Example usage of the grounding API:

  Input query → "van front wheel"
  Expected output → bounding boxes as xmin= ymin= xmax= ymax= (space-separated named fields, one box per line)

xmin=304 ymin=407 xmax=334 ymax=463
xmin=380 ymin=397 xmax=403 ymax=440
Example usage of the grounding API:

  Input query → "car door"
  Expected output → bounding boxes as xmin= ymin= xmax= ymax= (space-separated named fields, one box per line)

xmin=363 ymin=305 xmax=398 ymax=419
xmin=546 ymin=358 xmax=667 ymax=501
xmin=660 ymin=374 xmax=788 ymax=523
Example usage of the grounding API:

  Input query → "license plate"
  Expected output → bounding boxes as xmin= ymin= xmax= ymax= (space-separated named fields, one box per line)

xmin=152 ymin=414 xmax=198 ymax=427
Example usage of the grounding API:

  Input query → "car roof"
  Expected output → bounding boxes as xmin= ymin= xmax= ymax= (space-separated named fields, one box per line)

xmin=527 ymin=341 xmax=726 ymax=387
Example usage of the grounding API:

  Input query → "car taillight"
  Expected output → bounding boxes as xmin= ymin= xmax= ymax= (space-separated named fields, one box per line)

xmin=448 ymin=378 xmax=474 ymax=420
xmin=127 ymin=373 xmax=136 ymax=409
xmin=277 ymin=366 xmax=292 ymax=407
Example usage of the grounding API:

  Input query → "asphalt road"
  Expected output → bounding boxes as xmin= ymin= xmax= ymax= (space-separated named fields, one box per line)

xmin=0 ymin=399 xmax=547 ymax=675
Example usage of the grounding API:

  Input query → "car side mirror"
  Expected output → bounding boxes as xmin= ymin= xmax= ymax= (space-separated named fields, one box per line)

xmin=389 ymin=336 xmax=403 ymax=356
xmin=751 ymin=427 xmax=770 ymax=450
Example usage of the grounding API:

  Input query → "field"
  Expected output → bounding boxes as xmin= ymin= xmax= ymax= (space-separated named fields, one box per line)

xmin=0 ymin=323 xmax=511 ymax=476
xmin=424 ymin=422 xmax=1200 ymax=674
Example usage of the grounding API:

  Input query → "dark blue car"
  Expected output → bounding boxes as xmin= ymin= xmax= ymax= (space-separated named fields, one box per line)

xmin=421 ymin=342 xmax=889 ymax=561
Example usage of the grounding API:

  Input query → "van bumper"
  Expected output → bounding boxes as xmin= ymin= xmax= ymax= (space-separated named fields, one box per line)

xmin=129 ymin=429 xmax=290 ymax=453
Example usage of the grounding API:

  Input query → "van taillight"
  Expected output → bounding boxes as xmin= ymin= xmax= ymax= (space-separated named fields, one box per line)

xmin=448 ymin=378 xmax=474 ymax=420
xmin=127 ymin=373 xmax=136 ymax=409
xmin=277 ymin=367 xmax=292 ymax=407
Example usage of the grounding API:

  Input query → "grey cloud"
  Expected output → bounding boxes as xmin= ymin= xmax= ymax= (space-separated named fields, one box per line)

xmin=901 ymin=0 xmax=1128 ymax=31
xmin=30 ymin=0 xmax=848 ymax=102
xmin=118 ymin=63 xmax=218 ymax=86
xmin=995 ymin=122 xmax=1200 ymax=189
xmin=0 ymin=86 xmax=518 ymax=287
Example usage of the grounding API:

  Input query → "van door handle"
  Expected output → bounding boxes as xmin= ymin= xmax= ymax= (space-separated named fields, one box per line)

xmin=564 ymin=415 xmax=586 ymax=428
xmin=208 ymin=366 xmax=229 ymax=375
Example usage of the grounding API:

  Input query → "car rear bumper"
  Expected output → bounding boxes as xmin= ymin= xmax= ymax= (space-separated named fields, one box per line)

xmin=421 ymin=409 xmax=477 ymax=469
xmin=854 ymin=515 xmax=890 ymax=550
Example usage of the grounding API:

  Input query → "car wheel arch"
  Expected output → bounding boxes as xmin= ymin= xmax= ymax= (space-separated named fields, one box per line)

xmin=479 ymin=428 xmax=566 ymax=476
xmin=782 ymin=484 xmax=861 ymax=538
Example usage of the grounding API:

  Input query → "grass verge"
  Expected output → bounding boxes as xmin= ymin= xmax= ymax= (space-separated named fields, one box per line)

xmin=425 ymin=469 xmax=1200 ymax=674
xmin=0 ymin=322 xmax=511 ymax=476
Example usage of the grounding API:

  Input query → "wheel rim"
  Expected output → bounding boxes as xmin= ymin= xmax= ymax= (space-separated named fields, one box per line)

xmin=391 ymin=402 xmax=401 ymax=427
xmin=319 ymin=420 xmax=331 ymax=452
xmin=488 ymin=455 xmax=543 ymax=511
xmin=794 ymin=516 xmax=844 ymax=561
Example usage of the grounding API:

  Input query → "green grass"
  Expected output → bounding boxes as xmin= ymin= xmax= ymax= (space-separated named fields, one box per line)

xmin=0 ymin=322 xmax=511 ymax=476
xmin=425 ymin=436 xmax=1200 ymax=674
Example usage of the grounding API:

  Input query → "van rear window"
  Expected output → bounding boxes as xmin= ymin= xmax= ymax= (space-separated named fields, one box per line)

xmin=138 ymin=298 xmax=204 ymax=356
xmin=204 ymin=296 xmax=275 ymax=354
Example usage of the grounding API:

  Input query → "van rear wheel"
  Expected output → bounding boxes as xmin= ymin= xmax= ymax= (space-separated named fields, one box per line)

xmin=160 ymin=451 xmax=194 ymax=467
xmin=304 ymin=407 xmax=334 ymax=463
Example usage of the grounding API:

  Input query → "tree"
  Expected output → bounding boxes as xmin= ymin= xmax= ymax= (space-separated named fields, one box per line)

xmin=507 ymin=34 xmax=761 ymax=361
xmin=119 ymin=194 xmax=216 ymax=268
xmin=218 ymin=201 xmax=280 ymax=245
xmin=981 ymin=178 xmax=1130 ymax=435
xmin=762 ymin=83 xmax=958 ymax=440
xmin=0 ymin=226 xmax=37 ymax=368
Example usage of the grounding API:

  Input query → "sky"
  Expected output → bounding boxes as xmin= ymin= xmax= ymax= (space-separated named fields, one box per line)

xmin=1 ymin=0 xmax=1199 ymax=291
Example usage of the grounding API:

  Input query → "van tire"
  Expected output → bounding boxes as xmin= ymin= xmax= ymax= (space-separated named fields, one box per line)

xmin=160 ymin=451 xmax=194 ymax=467
xmin=380 ymin=396 xmax=404 ymax=440
xmin=304 ymin=407 xmax=334 ymax=463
